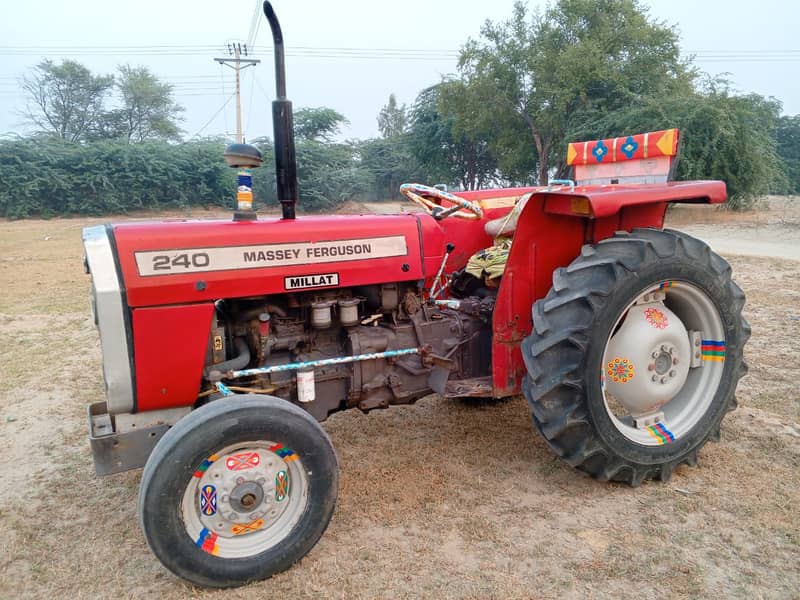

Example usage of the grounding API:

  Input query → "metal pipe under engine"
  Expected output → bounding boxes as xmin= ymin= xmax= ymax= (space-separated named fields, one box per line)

xmin=263 ymin=1 xmax=298 ymax=220
xmin=222 ymin=347 xmax=424 ymax=379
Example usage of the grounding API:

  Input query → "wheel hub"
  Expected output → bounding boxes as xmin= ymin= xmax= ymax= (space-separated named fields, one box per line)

xmin=185 ymin=444 xmax=304 ymax=557
xmin=229 ymin=481 xmax=265 ymax=513
xmin=604 ymin=299 xmax=691 ymax=418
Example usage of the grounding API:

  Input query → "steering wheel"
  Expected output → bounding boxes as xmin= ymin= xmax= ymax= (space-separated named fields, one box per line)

xmin=399 ymin=183 xmax=484 ymax=220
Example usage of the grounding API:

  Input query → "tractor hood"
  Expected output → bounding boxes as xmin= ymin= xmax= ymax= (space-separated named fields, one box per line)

xmin=110 ymin=214 xmax=426 ymax=307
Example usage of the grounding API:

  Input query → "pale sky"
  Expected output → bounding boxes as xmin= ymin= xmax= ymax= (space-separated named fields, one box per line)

xmin=0 ymin=0 xmax=797 ymax=142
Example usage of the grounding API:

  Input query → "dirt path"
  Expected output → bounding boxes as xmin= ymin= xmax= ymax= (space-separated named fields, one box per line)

xmin=0 ymin=202 xmax=798 ymax=599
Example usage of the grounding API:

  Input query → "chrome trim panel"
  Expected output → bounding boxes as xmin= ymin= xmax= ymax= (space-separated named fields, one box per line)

xmin=83 ymin=225 xmax=134 ymax=414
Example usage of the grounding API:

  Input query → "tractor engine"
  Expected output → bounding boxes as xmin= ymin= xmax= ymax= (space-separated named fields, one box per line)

xmin=204 ymin=284 xmax=493 ymax=421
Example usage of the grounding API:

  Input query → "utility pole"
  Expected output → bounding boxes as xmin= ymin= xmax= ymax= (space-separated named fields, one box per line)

xmin=215 ymin=43 xmax=260 ymax=143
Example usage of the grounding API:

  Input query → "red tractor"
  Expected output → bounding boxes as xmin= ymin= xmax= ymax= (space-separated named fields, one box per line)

xmin=83 ymin=2 xmax=748 ymax=588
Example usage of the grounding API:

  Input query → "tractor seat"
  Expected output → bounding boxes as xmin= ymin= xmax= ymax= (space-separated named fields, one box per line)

xmin=484 ymin=192 xmax=534 ymax=238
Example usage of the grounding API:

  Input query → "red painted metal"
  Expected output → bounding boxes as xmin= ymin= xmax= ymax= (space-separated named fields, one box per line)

xmin=113 ymin=179 xmax=726 ymax=407
xmin=491 ymin=196 xmax=587 ymax=396
xmin=114 ymin=215 xmax=426 ymax=308
xmin=132 ymin=303 xmax=215 ymax=411
xmin=489 ymin=179 xmax=723 ymax=396
xmin=542 ymin=180 xmax=726 ymax=219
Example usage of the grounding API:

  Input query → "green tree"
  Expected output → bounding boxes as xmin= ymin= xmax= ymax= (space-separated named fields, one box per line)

xmin=111 ymin=65 xmax=184 ymax=142
xmin=776 ymin=115 xmax=800 ymax=194
xmin=22 ymin=60 xmax=114 ymax=142
xmin=581 ymin=82 xmax=784 ymax=208
xmin=377 ymin=93 xmax=408 ymax=138
xmin=293 ymin=107 xmax=349 ymax=142
xmin=450 ymin=0 xmax=694 ymax=184
xmin=357 ymin=136 xmax=420 ymax=200
xmin=408 ymin=84 xmax=498 ymax=190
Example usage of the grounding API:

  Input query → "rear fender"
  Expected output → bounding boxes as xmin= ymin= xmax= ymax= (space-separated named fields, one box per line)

xmin=490 ymin=179 xmax=727 ymax=397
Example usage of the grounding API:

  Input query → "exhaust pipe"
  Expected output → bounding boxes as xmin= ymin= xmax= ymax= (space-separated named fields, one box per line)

xmin=263 ymin=1 xmax=298 ymax=220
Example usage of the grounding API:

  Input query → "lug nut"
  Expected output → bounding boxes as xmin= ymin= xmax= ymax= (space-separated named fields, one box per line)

xmin=652 ymin=375 xmax=658 ymax=382
xmin=695 ymin=352 xmax=701 ymax=359
xmin=669 ymin=370 xmax=676 ymax=377
xmin=652 ymin=351 xmax=658 ymax=359
xmin=660 ymin=377 xmax=667 ymax=384
xmin=695 ymin=339 xmax=701 ymax=347
xmin=673 ymin=357 xmax=679 ymax=365
xmin=661 ymin=345 xmax=668 ymax=352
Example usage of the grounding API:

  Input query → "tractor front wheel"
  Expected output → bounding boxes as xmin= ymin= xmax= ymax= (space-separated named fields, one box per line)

xmin=521 ymin=228 xmax=749 ymax=485
xmin=138 ymin=395 xmax=338 ymax=588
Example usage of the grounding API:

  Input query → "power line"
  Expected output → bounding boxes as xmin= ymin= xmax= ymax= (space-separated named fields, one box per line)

xmin=189 ymin=92 xmax=236 ymax=139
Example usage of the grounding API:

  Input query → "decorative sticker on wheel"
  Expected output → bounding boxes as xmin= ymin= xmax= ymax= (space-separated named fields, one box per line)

xmin=232 ymin=519 xmax=265 ymax=536
xmin=193 ymin=454 xmax=219 ymax=478
xmin=607 ymin=358 xmax=635 ymax=383
xmin=645 ymin=422 xmax=675 ymax=444
xmin=644 ymin=307 xmax=669 ymax=329
xmin=701 ymin=340 xmax=726 ymax=362
xmin=657 ymin=281 xmax=675 ymax=290
xmin=269 ymin=443 xmax=298 ymax=462
xmin=225 ymin=451 xmax=261 ymax=471
xmin=275 ymin=470 xmax=289 ymax=502
xmin=199 ymin=484 xmax=217 ymax=516
xmin=196 ymin=527 xmax=219 ymax=555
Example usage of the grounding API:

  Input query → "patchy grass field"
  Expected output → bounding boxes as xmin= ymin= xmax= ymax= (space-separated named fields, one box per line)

xmin=0 ymin=202 xmax=798 ymax=600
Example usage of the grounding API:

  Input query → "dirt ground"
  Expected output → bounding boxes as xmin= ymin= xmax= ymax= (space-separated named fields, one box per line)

xmin=0 ymin=197 xmax=798 ymax=599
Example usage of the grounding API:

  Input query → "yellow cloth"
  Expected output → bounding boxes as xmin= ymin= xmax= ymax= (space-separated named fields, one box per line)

xmin=465 ymin=237 xmax=512 ymax=280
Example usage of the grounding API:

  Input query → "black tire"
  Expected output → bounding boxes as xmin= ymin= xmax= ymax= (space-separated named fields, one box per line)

xmin=521 ymin=228 xmax=749 ymax=486
xmin=138 ymin=395 xmax=338 ymax=588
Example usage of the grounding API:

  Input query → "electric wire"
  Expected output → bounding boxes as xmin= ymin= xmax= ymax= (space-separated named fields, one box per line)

xmin=189 ymin=91 xmax=236 ymax=139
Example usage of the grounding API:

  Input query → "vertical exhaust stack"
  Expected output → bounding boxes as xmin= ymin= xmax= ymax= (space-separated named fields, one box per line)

xmin=264 ymin=1 xmax=298 ymax=220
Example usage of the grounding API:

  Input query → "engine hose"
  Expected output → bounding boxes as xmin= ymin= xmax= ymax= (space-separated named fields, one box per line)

xmin=204 ymin=337 xmax=250 ymax=379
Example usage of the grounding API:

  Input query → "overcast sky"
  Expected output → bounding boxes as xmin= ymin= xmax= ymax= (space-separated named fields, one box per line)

xmin=1 ymin=0 xmax=797 ymax=142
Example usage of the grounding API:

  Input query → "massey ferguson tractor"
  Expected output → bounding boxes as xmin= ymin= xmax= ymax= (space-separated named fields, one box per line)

xmin=82 ymin=1 xmax=748 ymax=588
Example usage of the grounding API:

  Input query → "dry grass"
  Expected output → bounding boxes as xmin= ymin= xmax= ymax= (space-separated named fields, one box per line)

xmin=0 ymin=205 xmax=798 ymax=600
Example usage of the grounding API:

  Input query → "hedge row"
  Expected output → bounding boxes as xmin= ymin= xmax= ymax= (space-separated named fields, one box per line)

xmin=0 ymin=139 xmax=247 ymax=218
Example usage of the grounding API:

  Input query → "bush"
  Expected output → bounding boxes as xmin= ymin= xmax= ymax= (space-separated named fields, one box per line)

xmin=0 ymin=138 xmax=240 ymax=218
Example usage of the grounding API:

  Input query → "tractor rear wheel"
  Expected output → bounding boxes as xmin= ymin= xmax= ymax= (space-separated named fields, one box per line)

xmin=521 ymin=228 xmax=749 ymax=485
xmin=138 ymin=395 xmax=338 ymax=588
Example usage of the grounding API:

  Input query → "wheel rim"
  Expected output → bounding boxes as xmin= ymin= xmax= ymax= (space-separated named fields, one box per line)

xmin=601 ymin=280 xmax=726 ymax=446
xmin=180 ymin=441 xmax=309 ymax=558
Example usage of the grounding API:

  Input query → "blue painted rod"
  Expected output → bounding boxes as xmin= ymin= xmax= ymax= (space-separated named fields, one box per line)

xmin=227 ymin=347 xmax=423 ymax=379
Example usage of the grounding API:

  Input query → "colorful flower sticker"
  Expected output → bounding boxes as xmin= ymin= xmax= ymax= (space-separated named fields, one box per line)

xmin=225 ymin=451 xmax=261 ymax=471
xmin=607 ymin=358 xmax=634 ymax=383
xmin=232 ymin=519 xmax=265 ymax=536
xmin=621 ymin=135 xmax=638 ymax=159
xmin=644 ymin=307 xmax=669 ymax=329
xmin=200 ymin=484 xmax=217 ymax=516
xmin=592 ymin=139 xmax=608 ymax=162
xmin=275 ymin=470 xmax=289 ymax=502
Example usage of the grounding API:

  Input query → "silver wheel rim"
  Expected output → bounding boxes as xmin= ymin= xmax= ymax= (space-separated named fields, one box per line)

xmin=601 ymin=280 xmax=726 ymax=446
xmin=181 ymin=441 xmax=308 ymax=558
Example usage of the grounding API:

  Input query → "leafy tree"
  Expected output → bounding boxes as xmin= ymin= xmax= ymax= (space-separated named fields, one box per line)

xmin=450 ymin=0 xmax=694 ymax=184
xmin=22 ymin=60 xmax=114 ymax=142
xmin=293 ymin=107 xmax=349 ymax=142
xmin=357 ymin=136 xmax=420 ymax=200
xmin=377 ymin=94 xmax=408 ymax=138
xmin=581 ymin=82 xmax=784 ymax=208
xmin=408 ymin=84 xmax=499 ymax=190
xmin=111 ymin=65 xmax=184 ymax=142
xmin=776 ymin=115 xmax=800 ymax=194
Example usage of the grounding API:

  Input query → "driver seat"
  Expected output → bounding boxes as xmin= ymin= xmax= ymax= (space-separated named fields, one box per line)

xmin=483 ymin=192 xmax=534 ymax=238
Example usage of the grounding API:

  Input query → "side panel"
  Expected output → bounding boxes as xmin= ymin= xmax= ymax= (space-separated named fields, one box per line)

xmin=113 ymin=215 xmax=427 ymax=308
xmin=132 ymin=303 xmax=215 ymax=411
xmin=492 ymin=197 xmax=586 ymax=396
